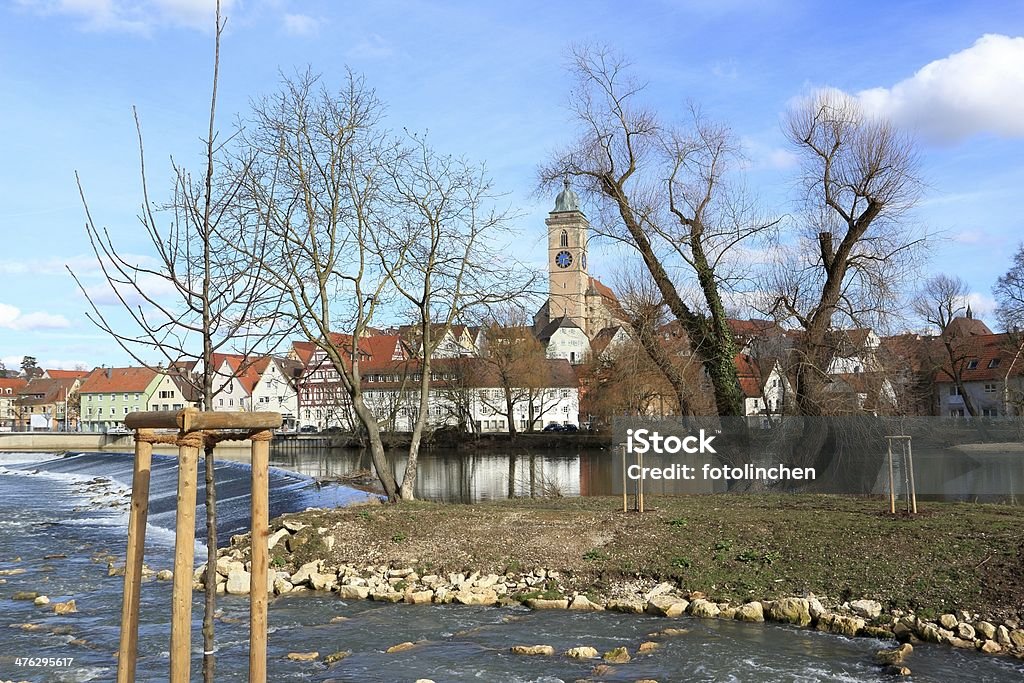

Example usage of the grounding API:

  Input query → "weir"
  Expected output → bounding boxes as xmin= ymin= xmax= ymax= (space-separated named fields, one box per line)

xmin=117 ymin=408 xmax=281 ymax=683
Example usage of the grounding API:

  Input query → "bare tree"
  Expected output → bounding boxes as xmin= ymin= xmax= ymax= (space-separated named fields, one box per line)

xmin=995 ymin=243 xmax=1024 ymax=332
xmin=68 ymin=5 xmax=281 ymax=678
xmin=379 ymin=133 xmax=534 ymax=498
xmin=912 ymin=274 xmax=980 ymax=416
xmin=541 ymin=44 xmax=776 ymax=416
xmin=766 ymin=89 xmax=925 ymax=416
xmin=475 ymin=307 xmax=553 ymax=436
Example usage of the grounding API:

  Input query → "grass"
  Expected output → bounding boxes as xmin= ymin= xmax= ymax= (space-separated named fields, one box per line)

xmin=272 ymin=495 xmax=1024 ymax=621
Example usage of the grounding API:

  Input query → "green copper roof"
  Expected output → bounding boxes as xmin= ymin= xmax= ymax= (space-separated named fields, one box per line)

xmin=553 ymin=176 xmax=580 ymax=212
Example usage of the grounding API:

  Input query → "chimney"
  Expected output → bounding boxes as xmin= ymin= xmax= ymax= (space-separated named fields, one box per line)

xmin=105 ymin=367 xmax=112 ymax=379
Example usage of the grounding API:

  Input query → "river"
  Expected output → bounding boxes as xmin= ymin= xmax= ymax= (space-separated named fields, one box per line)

xmin=1 ymin=449 xmax=1022 ymax=682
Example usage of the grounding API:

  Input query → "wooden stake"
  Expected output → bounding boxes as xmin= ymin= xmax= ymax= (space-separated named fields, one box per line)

xmin=170 ymin=435 xmax=201 ymax=683
xmin=249 ymin=431 xmax=271 ymax=683
xmin=887 ymin=439 xmax=895 ymax=515
xmin=621 ymin=444 xmax=627 ymax=513
xmin=907 ymin=438 xmax=917 ymax=514
xmin=117 ymin=430 xmax=153 ymax=683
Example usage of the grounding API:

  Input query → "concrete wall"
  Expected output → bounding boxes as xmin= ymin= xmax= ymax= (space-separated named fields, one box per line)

xmin=0 ymin=432 xmax=253 ymax=453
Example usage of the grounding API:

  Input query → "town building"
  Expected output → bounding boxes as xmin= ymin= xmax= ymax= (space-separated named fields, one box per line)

xmin=15 ymin=376 xmax=82 ymax=431
xmin=79 ymin=367 xmax=159 ymax=432
xmin=0 ymin=378 xmax=27 ymax=430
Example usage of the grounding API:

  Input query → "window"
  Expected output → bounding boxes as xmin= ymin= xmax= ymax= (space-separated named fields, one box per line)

xmin=949 ymin=408 xmax=964 ymax=417
xmin=982 ymin=408 xmax=999 ymax=417
xmin=984 ymin=383 xmax=998 ymax=393
xmin=123 ymin=407 xmax=129 ymax=415
xmin=123 ymin=393 xmax=128 ymax=401
xmin=97 ymin=407 xmax=104 ymax=416
xmin=949 ymin=386 xmax=962 ymax=396
xmin=229 ymin=398 xmax=234 ymax=406
xmin=173 ymin=404 xmax=182 ymax=410
xmin=988 ymin=359 xmax=1001 ymax=369
xmin=218 ymin=398 xmax=224 ymax=406
xmin=559 ymin=230 xmax=568 ymax=247
xmin=966 ymin=359 xmax=979 ymax=369
xmin=87 ymin=395 xmax=92 ymax=402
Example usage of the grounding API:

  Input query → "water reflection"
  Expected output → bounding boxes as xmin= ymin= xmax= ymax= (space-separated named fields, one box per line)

xmin=263 ymin=443 xmax=1024 ymax=504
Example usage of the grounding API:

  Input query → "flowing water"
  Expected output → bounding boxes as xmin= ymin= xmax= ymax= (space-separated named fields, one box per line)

xmin=1 ymin=450 xmax=1022 ymax=682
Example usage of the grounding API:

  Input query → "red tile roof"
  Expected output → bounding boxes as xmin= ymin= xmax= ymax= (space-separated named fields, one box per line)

xmin=79 ymin=367 xmax=158 ymax=394
xmin=45 ymin=369 xmax=90 ymax=379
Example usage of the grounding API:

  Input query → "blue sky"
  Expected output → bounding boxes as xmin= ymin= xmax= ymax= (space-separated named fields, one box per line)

xmin=2 ymin=0 xmax=1023 ymax=369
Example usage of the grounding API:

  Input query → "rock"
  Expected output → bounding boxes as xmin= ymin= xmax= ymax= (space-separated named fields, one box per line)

xmin=892 ymin=621 xmax=914 ymax=641
xmin=735 ymin=602 xmax=764 ymax=623
xmin=653 ymin=627 xmax=689 ymax=637
xmin=338 ymin=585 xmax=369 ymax=600
xmin=637 ymin=641 xmax=659 ymax=653
xmin=33 ymin=596 xmax=49 ymax=606
xmin=405 ymin=590 xmax=434 ymax=605
xmin=389 ymin=567 xmax=414 ymax=578
xmin=862 ymin=626 xmax=892 ymax=639
xmin=216 ymin=556 xmax=243 ymax=577
xmin=957 ymin=623 xmax=976 ymax=640
xmin=156 ymin=570 xmax=173 ymax=581
xmin=689 ymin=598 xmax=720 ymax=619
xmin=569 ymin=595 xmax=604 ymax=611
xmin=386 ymin=642 xmax=418 ymax=653
xmin=918 ymin=623 xmax=942 ymax=644
xmin=719 ymin=607 xmax=738 ymax=620
xmin=644 ymin=582 xmax=675 ymax=601
xmin=290 ymin=561 xmax=322 ymax=587
xmin=591 ymin=664 xmax=613 ymax=676
xmin=226 ymin=569 xmax=251 ymax=595
xmin=286 ymin=651 xmax=318 ymax=661
xmin=1010 ymin=629 xmax=1024 ymax=650
xmin=454 ymin=589 xmax=498 ymax=606
xmin=309 ymin=572 xmax=338 ymax=591
xmin=996 ymin=625 xmax=1011 ymax=646
xmin=939 ymin=613 xmax=958 ymax=630
xmin=510 ymin=645 xmax=554 ymax=656
xmin=370 ymin=590 xmax=404 ymax=603
xmin=646 ymin=595 xmax=688 ymax=618
xmin=282 ymin=519 xmax=308 ymax=533
xmin=267 ymin=528 xmax=290 ymax=550
xmin=52 ymin=600 xmax=77 ymax=615
xmin=975 ymin=621 xmax=997 ymax=640
xmin=603 ymin=646 xmax=631 ymax=664
xmin=849 ymin=599 xmax=882 ymax=620
xmin=875 ymin=643 xmax=913 ymax=665
xmin=12 ymin=591 xmax=39 ymax=601
xmin=948 ymin=637 xmax=974 ymax=649
xmin=565 ymin=646 xmax=599 ymax=659
xmin=768 ymin=598 xmax=810 ymax=626
xmin=273 ymin=578 xmax=294 ymax=595
xmin=818 ymin=613 xmax=865 ymax=638
xmin=808 ymin=597 xmax=826 ymax=621
xmin=606 ymin=599 xmax=645 ymax=614
xmin=979 ymin=639 xmax=1002 ymax=654
xmin=473 ymin=573 xmax=500 ymax=589
xmin=525 ymin=598 xmax=569 ymax=610
xmin=885 ymin=665 xmax=911 ymax=676
xmin=0 ymin=568 xmax=26 ymax=576
xmin=324 ymin=650 xmax=351 ymax=663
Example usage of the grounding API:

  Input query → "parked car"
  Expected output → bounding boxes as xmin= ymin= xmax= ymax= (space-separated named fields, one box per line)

xmin=561 ymin=423 xmax=579 ymax=433
xmin=299 ymin=425 xmax=318 ymax=433
xmin=542 ymin=423 xmax=564 ymax=432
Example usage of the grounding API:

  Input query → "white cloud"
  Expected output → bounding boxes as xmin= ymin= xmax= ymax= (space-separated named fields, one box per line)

xmin=853 ymin=34 xmax=1024 ymax=143
xmin=15 ymin=0 xmax=235 ymax=33
xmin=0 ymin=303 xmax=72 ymax=331
xmin=347 ymin=33 xmax=394 ymax=60
xmin=282 ymin=12 xmax=318 ymax=37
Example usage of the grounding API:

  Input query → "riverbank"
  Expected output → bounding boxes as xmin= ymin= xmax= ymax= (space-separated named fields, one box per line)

xmin=210 ymin=494 xmax=1024 ymax=668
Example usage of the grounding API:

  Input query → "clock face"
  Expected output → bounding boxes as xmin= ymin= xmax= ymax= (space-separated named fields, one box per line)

xmin=555 ymin=250 xmax=573 ymax=268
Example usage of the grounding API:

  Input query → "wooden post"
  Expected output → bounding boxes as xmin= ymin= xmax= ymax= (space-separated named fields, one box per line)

xmin=886 ymin=438 xmax=895 ymax=515
xmin=637 ymin=450 xmax=645 ymax=513
xmin=170 ymin=433 xmax=202 ymax=683
xmin=249 ymin=430 xmax=271 ymax=683
xmin=907 ymin=438 xmax=917 ymax=514
xmin=117 ymin=430 xmax=154 ymax=683
xmin=621 ymin=444 xmax=627 ymax=513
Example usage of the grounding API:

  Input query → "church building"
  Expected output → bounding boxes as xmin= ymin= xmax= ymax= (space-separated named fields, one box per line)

xmin=532 ymin=180 xmax=627 ymax=364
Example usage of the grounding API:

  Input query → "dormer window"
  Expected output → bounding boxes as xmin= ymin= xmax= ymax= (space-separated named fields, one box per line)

xmin=988 ymin=359 xmax=1001 ymax=369
xmin=966 ymin=360 xmax=979 ymax=369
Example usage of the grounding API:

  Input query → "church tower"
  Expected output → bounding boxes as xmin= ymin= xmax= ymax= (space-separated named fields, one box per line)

xmin=546 ymin=178 xmax=589 ymax=331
